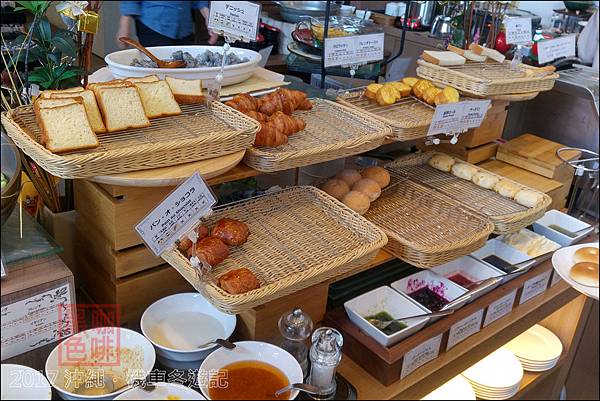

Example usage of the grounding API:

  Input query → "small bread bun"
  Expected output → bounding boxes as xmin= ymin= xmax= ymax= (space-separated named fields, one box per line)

xmin=570 ymin=262 xmax=599 ymax=287
xmin=494 ymin=180 xmax=520 ymax=199
xmin=401 ymin=77 xmax=419 ymax=88
xmin=336 ymin=169 xmax=362 ymax=187
xmin=342 ymin=191 xmax=371 ymax=215
xmin=361 ymin=166 xmax=390 ymax=188
xmin=472 ymin=171 xmax=499 ymax=190
xmin=428 ymin=154 xmax=456 ymax=172
xmin=515 ymin=189 xmax=544 ymax=208
xmin=321 ymin=179 xmax=350 ymax=201
xmin=352 ymin=178 xmax=381 ymax=201
xmin=452 ymin=163 xmax=478 ymax=180
xmin=573 ymin=247 xmax=600 ymax=264
xmin=365 ymin=83 xmax=383 ymax=99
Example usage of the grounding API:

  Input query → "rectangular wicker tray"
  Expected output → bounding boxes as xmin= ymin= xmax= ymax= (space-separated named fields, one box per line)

xmin=1 ymin=102 xmax=260 ymax=179
xmin=364 ymin=177 xmax=494 ymax=268
xmin=161 ymin=186 xmax=388 ymax=314
xmin=416 ymin=60 xmax=559 ymax=97
xmin=243 ymin=99 xmax=391 ymax=172
xmin=386 ymin=152 xmax=552 ymax=234
xmin=336 ymin=88 xmax=434 ymax=141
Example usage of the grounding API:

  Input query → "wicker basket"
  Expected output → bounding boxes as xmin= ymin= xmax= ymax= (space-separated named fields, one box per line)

xmin=387 ymin=152 xmax=552 ymax=234
xmin=416 ymin=60 xmax=559 ymax=97
xmin=364 ymin=178 xmax=493 ymax=268
xmin=161 ymin=186 xmax=388 ymax=314
xmin=1 ymin=102 xmax=259 ymax=179
xmin=243 ymin=99 xmax=390 ymax=172
xmin=337 ymin=88 xmax=434 ymax=141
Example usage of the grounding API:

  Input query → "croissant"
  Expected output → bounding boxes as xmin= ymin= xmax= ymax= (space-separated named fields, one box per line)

xmin=243 ymin=110 xmax=269 ymax=122
xmin=258 ymin=88 xmax=309 ymax=115
xmin=254 ymin=121 xmax=289 ymax=147
xmin=212 ymin=218 xmax=250 ymax=246
xmin=269 ymin=111 xmax=305 ymax=136
xmin=297 ymin=98 xmax=313 ymax=111
xmin=225 ymin=93 xmax=261 ymax=113
xmin=187 ymin=236 xmax=229 ymax=267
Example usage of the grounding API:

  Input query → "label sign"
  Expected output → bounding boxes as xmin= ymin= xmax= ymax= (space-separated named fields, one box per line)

xmin=537 ymin=35 xmax=576 ymax=65
xmin=428 ymin=99 xmax=491 ymax=135
xmin=208 ymin=1 xmax=261 ymax=42
xmin=136 ymin=172 xmax=217 ymax=256
xmin=324 ymin=33 xmax=385 ymax=68
xmin=401 ymin=334 xmax=443 ymax=379
xmin=551 ymin=270 xmax=563 ymax=287
xmin=447 ymin=309 xmax=484 ymax=350
xmin=483 ymin=290 xmax=517 ymax=327
xmin=520 ymin=270 xmax=552 ymax=305
xmin=505 ymin=17 xmax=532 ymax=44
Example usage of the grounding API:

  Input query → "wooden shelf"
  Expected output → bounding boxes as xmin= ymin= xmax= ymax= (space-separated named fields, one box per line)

xmin=206 ymin=162 xmax=261 ymax=186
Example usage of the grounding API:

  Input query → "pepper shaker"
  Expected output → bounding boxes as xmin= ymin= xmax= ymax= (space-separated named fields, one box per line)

xmin=308 ymin=327 xmax=343 ymax=399
xmin=278 ymin=308 xmax=313 ymax=378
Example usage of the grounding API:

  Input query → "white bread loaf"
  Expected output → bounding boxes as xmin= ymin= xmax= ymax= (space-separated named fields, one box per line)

xmin=133 ymin=80 xmax=182 ymax=118
xmin=95 ymin=85 xmax=150 ymax=132
xmin=48 ymin=89 xmax=106 ymax=133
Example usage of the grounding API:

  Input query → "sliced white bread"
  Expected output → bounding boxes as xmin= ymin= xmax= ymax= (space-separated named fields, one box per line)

xmin=35 ymin=97 xmax=79 ymax=108
xmin=96 ymin=85 xmax=150 ymax=132
xmin=469 ymin=44 xmax=506 ymax=63
xmin=40 ymin=86 xmax=84 ymax=98
xmin=86 ymin=79 xmax=129 ymax=93
xmin=48 ymin=89 xmax=106 ymax=133
xmin=34 ymin=101 xmax=99 ymax=153
xmin=422 ymin=50 xmax=466 ymax=66
xmin=134 ymin=80 xmax=182 ymax=118
xmin=464 ymin=50 xmax=487 ymax=62
xmin=165 ymin=76 xmax=204 ymax=104
xmin=126 ymin=75 xmax=160 ymax=83
xmin=447 ymin=44 xmax=465 ymax=56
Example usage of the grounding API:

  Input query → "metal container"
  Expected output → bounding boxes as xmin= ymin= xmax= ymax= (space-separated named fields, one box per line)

xmin=1 ymin=131 xmax=22 ymax=226
xmin=274 ymin=1 xmax=342 ymax=23
xmin=407 ymin=1 xmax=438 ymax=28
xmin=430 ymin=15 xmax=453 ymax=38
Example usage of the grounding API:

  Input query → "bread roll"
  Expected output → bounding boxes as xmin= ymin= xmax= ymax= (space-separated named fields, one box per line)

xmin=390 ymin=82 xmax=411 ymax=97
xmin=365 ymin=83 xmax=383 ymax=99
xmin=352 ymin=178 xmax=381 ymax=201
xmin=472 ymin=171 xmax=499 ymax=190
xmin=515 ymin=189 xmax=544 ymax=208
xmin=452 ymin=163 xmax=478 ymax=180
xmin=413 ymin=80 xmax=433 ymax=99
xmin=428 ymin=154 xmax=456 ymax=172
xmin=376 ymin=85 xmax=398 ymax=106
xmin=494 ymin=180 xmax=520 ymax=199
xmin=336 ymin=169 xmax=362 ymax=186
xmin=212 ymin=218 xmax=250 ymax=246
xmin=219 ymin=268 xmax=261 ymax=294
xmin=321 ymin=178 xmax=350 ymax=200
xmin=342 ymin=191 xmax=371 ymax=215
xmin=423 ymin=87 xmax=443 ymax=105
xmin=573 ymin=247 xmax=599 ymax=264
xmin=361 ymin=166 xmax=390 ymax=188
xmin=434 ymin=86 xmax=460 ymax=106
xmin=401 ymin=77 xmax=419 ymax=88
xmin=569 ymin=262 xmax=599 ymax=287
xmin=188 ymin=237 xmax=229 ymax=267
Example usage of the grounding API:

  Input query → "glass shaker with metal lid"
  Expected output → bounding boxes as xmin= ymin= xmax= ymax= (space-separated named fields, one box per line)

xmin=308 ymin=327 xmax=343 ymax=399
xmin=278 ymin=308 xmax=313 ymax=378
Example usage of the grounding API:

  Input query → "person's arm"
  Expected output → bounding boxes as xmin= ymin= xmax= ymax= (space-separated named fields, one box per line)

xmin=577 ymin=12 xmax=599 ymax=65
xmin=117 ymin=2 xmax=142 ymax=49
xmin=195 ymin=1 xmax=219 ymax=45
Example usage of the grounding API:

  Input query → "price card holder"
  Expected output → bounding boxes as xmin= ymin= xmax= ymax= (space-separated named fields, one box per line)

xmin=483 ymin=289 xmax=517 ymax=327
xmin=427 ymin=99 xmax=491 ymax=141
xmin=400 ymin=334 xmax=443 ymax=379
xmin=446 ymin=309 xmax=484 ymax=350
xmin=537 ymin=35 xmax=576 ymax=65
xmin=208 ymin=1 xmax=261 ymax=43
xmin=135 ymin=172 xmax=217 ymax=257
xmin=519 ymin=269 xmax=552 ymax=305
xmin=504 ymin=17 xmax=532 ymax=45
xmin=324 ymin=33 xmax=385 ymax=68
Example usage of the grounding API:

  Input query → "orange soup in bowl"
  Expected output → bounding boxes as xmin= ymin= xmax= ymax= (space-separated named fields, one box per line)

xmin=208 ymin=361 xmax=290 ymax=400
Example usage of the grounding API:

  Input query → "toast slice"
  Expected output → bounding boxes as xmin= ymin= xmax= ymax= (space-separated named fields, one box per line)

xmin=468 ymin=44 xmax=506 ymax=63
xmin=35 ymin=97 xmax=80 ymax=108
xmin=48 ymin=89 xmax=107 ymax=133
xmin=126 ymin=75 xmax=160 ymax=83
xmin=34 ymin=102 xmax=99 ymax=153
xmin=95 ymin=85 xmax=151 ymax=132
xmin=165 ymin=76 xmax=204 ymax=104
xmin=464 ymin=50 xmax=487 ymax=62
xmin=134 ymin=80 xmax=182 ymax=118
xmin=86 ymin=79 xmax=129 ymax=92
xmin=447 ymin=44 xmax=465 ymax=56
xmin=422 ymin=50 xmax=466 ymax=66
xmin=40 ymin=86 xmax=84 ymax=98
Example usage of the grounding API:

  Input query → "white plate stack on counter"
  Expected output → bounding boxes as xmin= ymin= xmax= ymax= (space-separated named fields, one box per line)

xmin=504 ymin=324 xmax=563 ymax=372
xmin=461 ymin=347 xmax=523 ymax=400
xmin=421 ymin=375 xmax=476 ymax=400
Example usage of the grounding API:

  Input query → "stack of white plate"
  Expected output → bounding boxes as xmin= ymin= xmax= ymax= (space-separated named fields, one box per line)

xmin=462 ymin=348 xmax=523 ymax=400
xmin=421 ymin=374 xmax=476 ymax=400
xmin=504 ymin=324 xmax=563 ymax=372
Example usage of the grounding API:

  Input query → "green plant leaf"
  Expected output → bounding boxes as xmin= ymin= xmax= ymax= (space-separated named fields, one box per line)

xmin=35 ymin=18 xmax=52 ymax=45
xmin=52 ymin=32 xmax=77 ymax=58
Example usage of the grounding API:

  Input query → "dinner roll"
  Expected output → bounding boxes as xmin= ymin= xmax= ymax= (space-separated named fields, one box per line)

xmin=352 ymin=178 xmax=381 ymax=201
xmin=573 ymin=247 xmax=599 ymax=264
xmin=472 ymin=171 xmax=499 ymax=190
xmin=336 ymin=169 xmax=362 ymax=186
xmin=428 ymin=154 xmax=456 ymax=172
xmin=365 ymin=83 xmax=383 ymax=99
xmin=321 ymin=179 xmax=350 ymax=201
xmin=514 ymin=189 xmax=544 ymax=208
xmin=494 ymin=180 xmax=520 ymax=199
xmin=361 ymin=166 xmax=390 ymax=188
xmin=569 ymin=262 xmax=599 ymax=287
xmin=342 ymin=191 xmax=371 ymax=215
xmin=452 ymin=163 xmax=478 ymax=180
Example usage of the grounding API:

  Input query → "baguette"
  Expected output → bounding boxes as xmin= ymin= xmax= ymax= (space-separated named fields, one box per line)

xmin=422 ymin=50 xmax=466 ymax=66
xmin=165 ymin=76 xmax=204 ymax=104
xmin=95 ymin=85 xmax=150 ymax=132
xmin=133 ymin=80 xmax=182 ymax=118
xmin=48 ymin=89 xmax=107 ymax=133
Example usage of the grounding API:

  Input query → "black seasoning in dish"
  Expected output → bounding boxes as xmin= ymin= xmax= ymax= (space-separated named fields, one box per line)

xmin=483 ymin=254 xmax=516 ymax=273
xmin=407 ymin=287 xmax=449 ymax=312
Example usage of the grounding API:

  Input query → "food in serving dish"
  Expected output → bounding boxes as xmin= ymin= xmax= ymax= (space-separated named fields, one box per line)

xmin=407 ymin=286 xmax=449 ymax=312
xmin=452 ymin=162 xmax=479 ymax=180
xmin=483 ymin=254 xmax=516 ymax=273
xmin=342 ymin=190 xmax=371 ymax=215
xmin=472 ymin=171 xmax=499 ymax=190
xmin=320 ymin=178 xmax=350 ymax=200
xmin=209 ymin=360 xmax=289 ymax=400
xmin=218 ymin=268 xmax=261 ymax=295
xmin=212 ymin=218 xmax=250 ymax=246
xmin=178 ymin=224 xmax=209 ymax=253
xmin=494 ymin=179 xmax=521 ymax=199
xmin=96 ymin=84 xmax=151 ymax=131
xmin=165 ymin=76 xmax=204 ymax=104
xmin=361 ymin=166 xmax=390 ymax=188
xmin=41 ymin=87 xmax=106 ymax=133
xmin=323 ymin=167 xmax=390 ymax=215
xmin=148 ymin=309 xmax=226 ymax=350
xmin=366 ymin=76 xmax=460 ymax=107
xmin=188 ymin=236 xmax=230 ymax=266
xmin=422 ymin=50 xmax=467 ymax=66
xmin=125 ymin=74 xmax=159 ymax=83
xmin=447 ymin=272 xmax=477 ymax=289
xmin=336 ymin=169 xmax=362 ymax=186
xmin=573 ymin=247 xmax=599 ymax=264
xmin=469 ymin=43 xmax=506 ymax=63
xmin=364 ymin=311 xmax=408 ymax=335
xmin=428 ymin=153 xmax=456 ymax=172
xmin=352 ymin=178 xmax=381 ymax=202
xmin=448 ymin=44 xmax=488 ymax=62
xmin=131 ymin=49 xmax=250 ymax=68
xmin=570 ymin=262 xmax=598 ymax=287
xmin=364 ymin=83 xmax=383 ymax=100
xmin=502 ymin=229 xmax=560 ymax=257
xmin=514 ymin=189 xmax=545 ymax=208
xmin=133 ymin=80 xmax=182 ymax=118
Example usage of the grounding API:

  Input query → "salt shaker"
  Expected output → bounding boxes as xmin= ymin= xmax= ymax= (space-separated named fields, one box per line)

xmin=278 ymin=308 xmax=313 ymax=378
xmin=308 ymin=327 xmax=343 ymax=398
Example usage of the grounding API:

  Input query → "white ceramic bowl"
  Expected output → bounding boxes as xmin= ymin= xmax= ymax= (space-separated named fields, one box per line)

xmin=533 ymin=209 xmax=593 ymax=246
xmin=431 ymin=256 xmax=504 ymax=302
xmin=1 ymin=364 xmax=52 ymax=400
xmin=45 ymin=327 xmax=156 ymax=400
xmin=105 ymin=45 xmax=261 ymax=86
xmin=114 ymin=382 xmax=205 ymax=400
xmin=344 ymin=286 xmax=430 ymax=347
xmin=140 ymin=293 xmax=236 ymax=369
xmin=198 ymin=341 xmax=303 ymax=400
xmin=471 ymin=238 xmax=534 ymax=283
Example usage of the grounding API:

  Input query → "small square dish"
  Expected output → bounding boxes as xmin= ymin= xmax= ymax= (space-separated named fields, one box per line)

xmin=533 ymin=209 xmax=593 ymax=246
xmin=344 ymin=286 xmax=431 ymax=347
xmin=431 ymin=256 xmax=504 ymax=302
xmin=471 ymin=238 xmax=533 ymax=283
xmin=391 ymin=270 xmax=469 ymax=315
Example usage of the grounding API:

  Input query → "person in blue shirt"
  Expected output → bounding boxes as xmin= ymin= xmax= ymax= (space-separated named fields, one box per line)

xmin=117 ymin=1 xmax=218 ymax=48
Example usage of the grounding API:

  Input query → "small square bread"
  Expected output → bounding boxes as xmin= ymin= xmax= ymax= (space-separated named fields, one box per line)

xmin=34 ymin=101 xmax=99 ymax=153
xmin=35 ymin=97 xmax=79 ymax=108
xmin=125 ymin=75 xmax=160 ymax=83
xmin=95 ymin=85 xmax=150 ymax=132
xmin=86 ymin=80 xmax=130 ymax=95
xmin=165 ymin=76 xmax=204 ymax=103
xmin=48 ymin=89 xmax=106 ymax=133
xmin=218 ymin=268 xmax=261 ymax=295
xmin=134 ymin=80 xmax=181 ymax=118
xmin=464 ymin=50 xmax=487 ymax=62
xmin=40 ymin=86 xmax=85 ymax=98
xmin=469 ymin=44 xmax=506 ymax=63
xmin=422 ymin=50 xmax=466 ymax=66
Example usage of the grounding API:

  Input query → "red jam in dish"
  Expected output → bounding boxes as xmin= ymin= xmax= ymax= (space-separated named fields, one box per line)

xmin=448 ymin=273 xmax=476 ymax=289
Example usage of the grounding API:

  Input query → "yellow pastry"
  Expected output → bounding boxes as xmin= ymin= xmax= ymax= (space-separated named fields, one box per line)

xmin=401 ymin=77 xmax=419 ymax=87
xmin=423 ymin=87 xmax=442 ymax=105
xmin=376 ymin=85 xmax=398 ymax=106
xmin=365 ymin=83 xmax=383 ymax=100
xmin=390 ymin=82 xmax=411 ymax=97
